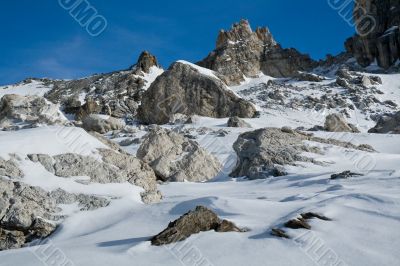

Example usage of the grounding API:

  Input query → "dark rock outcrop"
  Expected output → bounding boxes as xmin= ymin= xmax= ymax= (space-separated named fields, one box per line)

xmin=138 ymin=62 xmax=257 ymax=124
xmin=151 ymin=206 xmax=243 ymax=246
xmin=331 ymin=171 xmax=364 ymax=180
xmin=198 ymin=19 xmax=317 ymax=85
xmin=134 ymin=51 xmax=160 ymax=74
xmin=368 ymin=111 xmax=400 ymax=134
xmin=345 ymin=0 xmax=400 ymax=69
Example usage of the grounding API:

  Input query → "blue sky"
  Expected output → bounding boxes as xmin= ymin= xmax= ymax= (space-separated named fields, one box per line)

xmin=0 ymin=0 xmax=355 ymax=85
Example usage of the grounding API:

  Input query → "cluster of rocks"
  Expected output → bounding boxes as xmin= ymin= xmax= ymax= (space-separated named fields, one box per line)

xmin=0 ymin=94 xmax=67 ymax=130
xmin=198 ymin=19 xmax=317 ymax=85
xmin=45 ymin=51 xmax=162 ymax=120
xmin=345 ymin=0 xmax=400 ymax=69
xmin=138 ymin=62 xmax=257 ymax=124
xmin=28 ymin=147 xmax=162 ymax=204
xmin=151 ymin=206 xmax=244 ymax=246
xmin=235 ymin=67 xmax=397 ymax=120
xmin=0 ymin=176 xmax=111 ymax=250
xmin=271 ymin=212 xmax=331 ymax=239
xmin=230 ymin=127 xmax=375 ymax=179
xmin=137 ymin=127 xmax=222 ymax=182
xmin=331 ymin=171 xmax=364 ymax=180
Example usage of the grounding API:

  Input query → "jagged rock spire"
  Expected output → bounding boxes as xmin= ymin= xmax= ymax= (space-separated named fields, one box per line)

xmin=216 ymin=19 xmax=276 ymax=49
xmin=134 ymin=51 xmax=160 ymax=74
xmin=198 ymin=19 xmax=316 ymax=85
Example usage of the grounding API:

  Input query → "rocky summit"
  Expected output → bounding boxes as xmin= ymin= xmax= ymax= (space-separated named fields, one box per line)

xmin=198 ymin=19 xmax=317 ymax=85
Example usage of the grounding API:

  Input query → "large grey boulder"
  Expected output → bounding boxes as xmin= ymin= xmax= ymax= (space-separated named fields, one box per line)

xmin=28 ymin=149 xmax=161 ymax=204
xmin=138 ymin=62 xmax=257 ymax=125
xmin=368 ymin=111 xmax=400 ymax=134
xmin=82 ymin=114 xmax=125 ymax=134
xmin=0 ymin=178 xmax=58 ymax=250
xmin=198 ymin=19 xmax=317 ymax=85
xmin=137 ymin=127 xmax=222 ymax=182
xmin=324 ymin=113 xmax=360 ymax=133
xmin=151 ymin=206 xmax=243 ymax=246
xmin=230 ymin=128 xmax=374 ymax=179
xmin=0 ymin=94 xmax=66 ymax=130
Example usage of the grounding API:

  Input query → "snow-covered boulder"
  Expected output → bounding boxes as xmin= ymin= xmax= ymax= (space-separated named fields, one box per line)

xmin=0 ymin=94 xmax=67 ymax=130
xmin=137 ymin=127 xmax=222 ymax=182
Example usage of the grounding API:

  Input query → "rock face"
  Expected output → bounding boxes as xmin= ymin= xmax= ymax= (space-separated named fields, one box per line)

xmin=137 ymin=127 xmax=222 ymax=182
xmin=45 ymin=51 xmax=163 ymax=120
xmin=230 ymin=128 xmax=374 ymax=179
xmin=138 ymin=62 xmax=257 ymax=124
xmin=134 ymin=51 xmax=160 ymax=74
xmin=151 ymin=206 xmax=243 ymax=246
xmin=324 ymin=113 xmax=360 ymax=133
xmin=82 ymin=114 xmax=126 ymax=134
xmin=345 ymin=0 xmax=400 ymax=69
xmin=28 ymin=148 xmax=162 ymax=204
xmin=198 ymin=19 xmax=317 ymax=85
xmin=227 ymin=116 xmax=251 ymax=128
xmin=368 ymin=111 xmax=400 ymax=134
xmin=0 ymin=94 xmax=66 ymax=130
xmin=0 ymin=157 xmax=24 ymax=178
xmin=0 ymin=178 xmax=58 ymax=250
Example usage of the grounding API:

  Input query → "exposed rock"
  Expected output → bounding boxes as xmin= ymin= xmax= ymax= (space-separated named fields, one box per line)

xmin=324 ymin=113 xmax=360 ymax=133
xmin=295 ymin=72 xmax=324 ymax=82
xmin=331 ymin=171 xmax=364 ymax=180
xmin=0 ymin=94 xmax=66 ymax=130
xmin=134 ymin=51 xmax=160 ymax=74
xmin=138 ymin=61 xmax=256 ymax=125
xmin=227 ymin=116 xmax=251 ymax=128
xmin=230 ymin=128 xmax=374 ymax=179
xmin=284 ymin=218 xmax=311 ymax=230
xmin=0 ymin=157 xmax=24 ymax=178
xmin=300 ymin=212 xmax=331 ymax=221
xmin=82 ymin=114 xmax=125 ymax=134
xmin=49 ymin=189 xmax=110 ymax=211
xmin=198 ymin=19 xmax=317 ymax=85
xmin=271 ymin=228 xmax=290 ymax=239
xmin=368 ymin=111 xmax=400 ymax=134
xmin=151 ymin=206 xmax=243 ymax=246
xmin=0 ymin=178 xmax=58 ymax=250
xmin=45 ymin=52 xmax=163 ymax=119
xmin=137 ymin=127 xmax=222 ymax=182
xmin=75 ymin=98 xmax=102 ymax=120
xmin=119 ymin=138 xmax=136 ymax=147
xmin=345 ymin=0 xmax=400 ymax=69
xmin=28 ymin=148 xmax=161 ymax=204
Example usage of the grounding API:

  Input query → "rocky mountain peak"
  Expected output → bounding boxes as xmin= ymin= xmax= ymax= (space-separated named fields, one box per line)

xmin=134 ymin=51 xmax=160 ymax=74
xmin=198 ymin=19 xmax=316 ymax=85
xmin=216 ymin=19 xmax=276 ymax=49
